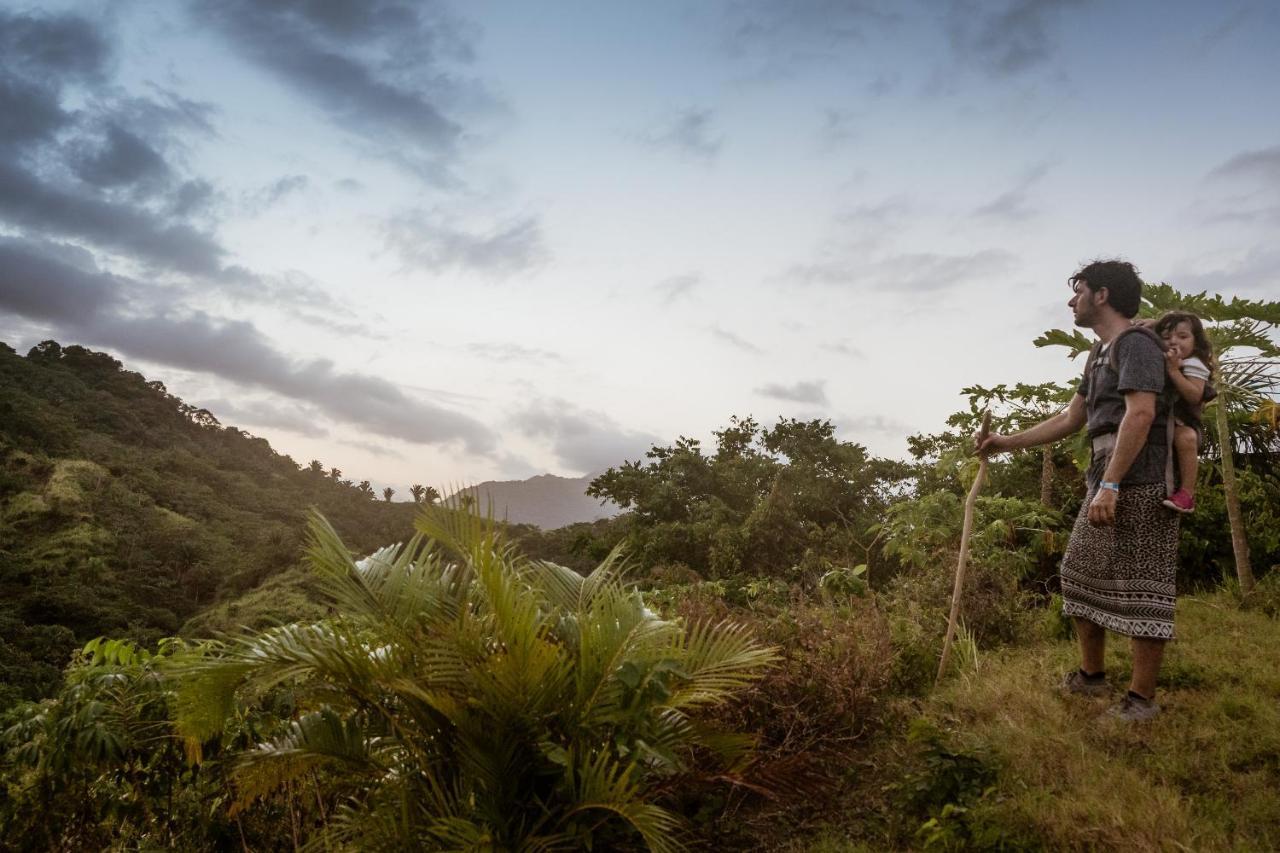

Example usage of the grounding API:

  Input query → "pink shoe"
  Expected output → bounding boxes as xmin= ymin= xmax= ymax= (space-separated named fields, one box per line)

xmin=1162 ymin=489 xmax=1195 ymax=514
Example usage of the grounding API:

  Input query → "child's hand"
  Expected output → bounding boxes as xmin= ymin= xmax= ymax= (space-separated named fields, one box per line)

xmin=1164 ymin=347 xmax=1183 ymax=375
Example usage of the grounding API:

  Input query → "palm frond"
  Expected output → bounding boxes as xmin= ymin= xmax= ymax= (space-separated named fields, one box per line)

xmin=565 ymin=749 xmax=688 ymax=853
xmin=664 ymin=620 xmax=778 ymax=709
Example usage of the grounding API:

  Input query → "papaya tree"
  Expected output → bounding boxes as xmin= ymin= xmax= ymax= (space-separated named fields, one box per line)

xmin=1036 ymin=284 xmax=1280 ymax=593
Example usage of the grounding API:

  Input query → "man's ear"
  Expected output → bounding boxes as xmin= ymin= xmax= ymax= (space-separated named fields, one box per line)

xmin=1093 ymin=286 xmax=1109 ymax=307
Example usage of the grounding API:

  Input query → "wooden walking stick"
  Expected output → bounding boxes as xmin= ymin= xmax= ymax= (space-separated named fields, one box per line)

xmin=936 ymin=410 xmax=991 ymax=686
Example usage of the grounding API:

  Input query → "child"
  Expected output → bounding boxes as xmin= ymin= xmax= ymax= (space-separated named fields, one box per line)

xmin=1154 ymin=311 xmax=1214 ymax=513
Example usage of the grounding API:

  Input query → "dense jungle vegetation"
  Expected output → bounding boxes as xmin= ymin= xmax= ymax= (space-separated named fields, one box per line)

xmin=1 ymin=284 xmax=1278 ymax=850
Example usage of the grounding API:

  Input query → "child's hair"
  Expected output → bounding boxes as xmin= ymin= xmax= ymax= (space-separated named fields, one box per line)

xmin=1154 ymin=311 xmax=1214 ymax=379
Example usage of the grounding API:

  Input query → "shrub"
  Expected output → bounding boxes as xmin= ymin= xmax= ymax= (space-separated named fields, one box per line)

xmin=171 ymin=509 xmax=778 ymax=851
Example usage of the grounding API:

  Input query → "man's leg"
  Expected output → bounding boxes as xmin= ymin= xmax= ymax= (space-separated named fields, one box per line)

xmin=1074 ymin=617 xmax=1106 ymax=674
xmin=1129 ymin=637 xmax=1166 ymax=699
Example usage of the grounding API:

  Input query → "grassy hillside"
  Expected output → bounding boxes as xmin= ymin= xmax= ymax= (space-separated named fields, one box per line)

xmin=790 ymin=591 xmax=1280 ymax=851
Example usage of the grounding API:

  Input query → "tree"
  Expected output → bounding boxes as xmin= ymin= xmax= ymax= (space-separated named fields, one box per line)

xmin=357 ymin=480 xmax=375 ymax=498
xmin=381 ymin=486 xmax=395 ymax=502
xmin=307 ymin=459 xmax=324 ymax=475
xmin=588 ymin=416 xmax=893 ymax=578
xmin=172 ymin=510 xmax=776 ymax=850
xmin=1036 ymin=283 xmax=1280 ymax=593
xmin=328 ymin=467 xmax=342 ymax=480
xmin=409 ymin=484 xmax=425 ymax=503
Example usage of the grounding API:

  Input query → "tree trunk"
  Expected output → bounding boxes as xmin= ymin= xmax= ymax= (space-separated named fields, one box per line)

xmin=1040 ymin=445 xmax=1054 ymax=507
xmin=1212 ymin=390 xmax=1255 ymax=594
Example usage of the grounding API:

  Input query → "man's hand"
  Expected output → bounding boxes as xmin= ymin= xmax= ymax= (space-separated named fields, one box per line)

xmin=1088 ymin=488 xmax=1118 ymax=527
xmin=1163 ymin=347 xmax=1183 ymax=376
xmin=976 ymin=432 xmax=1014 ymax=457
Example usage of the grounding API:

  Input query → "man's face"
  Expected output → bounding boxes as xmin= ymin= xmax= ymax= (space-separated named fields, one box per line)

xmin=1068 ymin=279 xmax=1102 ymax=328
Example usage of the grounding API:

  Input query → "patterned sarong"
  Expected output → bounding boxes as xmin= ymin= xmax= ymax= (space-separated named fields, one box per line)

xmin=1060 ymin=483 xmax=1179 ymax=639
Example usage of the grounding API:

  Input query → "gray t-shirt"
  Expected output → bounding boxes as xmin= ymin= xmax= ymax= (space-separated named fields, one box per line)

xmin=1076 ymin=331 xmax=1170 ymax=486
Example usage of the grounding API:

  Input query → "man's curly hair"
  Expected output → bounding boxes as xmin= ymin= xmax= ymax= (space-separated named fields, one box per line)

xmin=1068 ymin=259 xmax=1143 ymax=318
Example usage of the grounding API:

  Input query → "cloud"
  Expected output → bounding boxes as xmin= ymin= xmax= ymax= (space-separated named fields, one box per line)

xmin=723 ymin=1 xmax=899 ymax=77
xmin=382 ymin=209 xmax=548 ymax=277
xmin=709 ymin=325 xmax=764 ymax=354
xmin=70 ymin=123 xmax=172 ymax=189
xmin=245 ymin=174 xmax=309 ymax=211
xmin=0 ymin=160 xmax=230 ymax=276
xmin=838 ymin=412 xmax=915 ymax=438
xmin=1208 ymin=144 xmax=1280 ymax=185
xmin=974 ymin=161 xmax=1051 ymax=221
xmin=655 ymin=273 xmax=701 ymax=305
xmin=0 ymin=9 xmax=110 ymax=87
xmin=782 ymin=204 xmax=1017 ymax=291
xmin=465 ymin=342 xmax=562 ymax=363
xmin=0 ymin=237 xmax=122 ymax=321
xmin=819 ymin=109 xmax=859 ymax=147
xmin=0 ymin=238 xmax=497 ymax=452
xmin=945 ymin=0 xmax=1084 ymax=77
xmin=194 ymin=0 xmax=484 ymax=184
xmin=1169 ymin=245 xmax=1280 ymax=297
xmin=756 ymin=380 xmax=828 ymax=405
xmin=637 ymin=108 xmax=723 ymax=162
xmin=821 ymin=341 xmax=865 ymax=359
xmin=512 ymin=399 xmax=659 ymax=474
xmin=200 ymin=397 xmax=330 ymax=437
xmin=1201 ymin=144 xmax=1280 ymax=225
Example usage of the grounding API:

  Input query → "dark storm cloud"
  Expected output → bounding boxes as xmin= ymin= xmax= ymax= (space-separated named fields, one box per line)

xmin=0 ymin=8 xmax=110 ymax=84
xmin=974 ymin=162 xmax=1051 ymax=221
xmin=194 ymin=0 xmax=479 ymax=182
xmin=0 ymin=238 xmax=122 ymax=322
xmin=71 ymin=124 xmax=172 ymax=189
xmin=637 ymin=109 xmax=723 ymax=163
xmin=756 ymin=380 xmax=828 ymax=405
xmin=382 ymin=210 xmax=548 ymax=277
xmin=0 ymin=239 xmax=496 ymax=452
xmin=945 ymin=0 xmax=1085 ymax=77
xmin=0 ymin=76 xmax=71 ymax=147
xmin=0 ymin=160 xmax=228 ymax=276
xmin=512 ymin=399 xmax=659 ymax=474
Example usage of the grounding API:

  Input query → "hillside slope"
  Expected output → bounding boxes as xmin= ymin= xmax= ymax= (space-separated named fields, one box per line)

xmin=0 ymin=341 xmax=419 ymax=706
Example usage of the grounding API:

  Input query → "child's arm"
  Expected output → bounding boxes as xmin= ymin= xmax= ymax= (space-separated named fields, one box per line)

xmin=1164 ymin=350 xmax=1206 ymax=406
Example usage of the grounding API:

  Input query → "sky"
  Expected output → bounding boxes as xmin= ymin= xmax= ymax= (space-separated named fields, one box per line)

xmin=1 ymin=0 xmax=1278 ymax=493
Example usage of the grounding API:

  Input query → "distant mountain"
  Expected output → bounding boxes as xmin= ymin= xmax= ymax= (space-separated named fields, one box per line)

xmin=450 ymin=474 xmax=618 ymax=529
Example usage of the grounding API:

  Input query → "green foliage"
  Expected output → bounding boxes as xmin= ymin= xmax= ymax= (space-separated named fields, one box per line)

xmin=0 ymin=341 xmax=421 ymax=708
xmin=169 ymin=508 xmax=777 ymax=851
xmin=588 ymin=416 xmax=899 ymax=581
xmin=879 ymin=492 xmax=1063 ymax=582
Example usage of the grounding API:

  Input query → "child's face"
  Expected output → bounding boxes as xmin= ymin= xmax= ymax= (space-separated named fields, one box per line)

xmin=1162 ymin=321 xmax=1195 ymax=359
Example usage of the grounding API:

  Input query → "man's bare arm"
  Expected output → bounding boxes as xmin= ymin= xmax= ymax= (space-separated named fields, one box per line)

xmin=980 ymin=393 xmax=1086 ymax=454
xmin=1100 ymin=390 xmax=1156 ymax=484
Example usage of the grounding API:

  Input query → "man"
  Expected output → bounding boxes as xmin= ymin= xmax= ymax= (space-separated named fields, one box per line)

xmin=978 ymin=259 xmax=1176 ymax=721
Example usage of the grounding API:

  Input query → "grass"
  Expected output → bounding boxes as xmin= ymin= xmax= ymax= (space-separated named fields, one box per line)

xmin=787 ymin=592 xmax=1280 ymax=851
